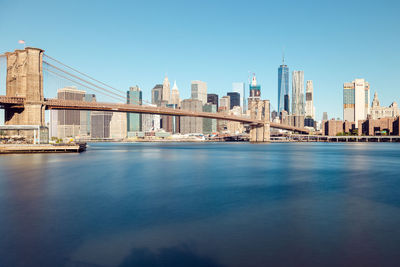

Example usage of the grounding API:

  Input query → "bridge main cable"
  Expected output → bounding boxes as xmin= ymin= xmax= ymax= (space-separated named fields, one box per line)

xmin=44 ymin=54 xmax=125 ymax=95
xmin=43 ymin=60 xmax=140 ymax=104
xmin=43 ymin=54 xmax=154 ymax=106
xmin=44 ymin=68 xmax=127 ymax=102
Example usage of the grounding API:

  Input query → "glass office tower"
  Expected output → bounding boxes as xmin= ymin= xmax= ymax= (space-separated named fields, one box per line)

xmin=278 ymin=61 xmax=289 ymax=113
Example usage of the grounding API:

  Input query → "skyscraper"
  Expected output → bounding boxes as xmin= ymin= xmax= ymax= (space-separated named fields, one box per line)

xmin=180 ymin=99 xmax=203 ymax=134
xmin=227 ymin=92 xmax=240 ymax=110
xmin=80 ymin=93 xmax=96 ymax=137
xmin=292 ymin=71 xmax=305 ymax=115
xmin=232 ymin=82 xmax=245 ymax=111
xmin=278 ymin=58 xmax=289 ymax=113
xmin=91 ymin=111 xmax=113 ymax=139
xmin=203 ymin=103 xmax=217 ymax=134
xmin=162 ymin=76 xmax=170 ymax=103
xmin=170 ymin=81 xmax=180 ymax=107
xmin=142 ymin=104 xmax=160 ymax=132
xmin=191 ymin=80 xmax=207 ymax=104
xmin=127 ymin=86 xmax=142 ymax=132
xmin=151 ymin=84 xmax=163 ymax=105
xmin=207 ymin=94 xmax=218 ymax=110
xmin=110 ymin=112 xmax=127 ymax=139
xmin=305 ymin=80 xmax=315 ymax=119
xmin=57 ymin=86 xmax=86 ymax=138
xmin=249 ymin=74 xmax=261 ymax=102
xmin=343 ymin=78 xmax=370 ymax=126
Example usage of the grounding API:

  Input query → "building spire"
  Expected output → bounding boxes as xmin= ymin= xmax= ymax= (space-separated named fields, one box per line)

xmin=172 ymin=80 xmax=178 ymax=90
xmin=251 ymin=73 xmax=257 ymax=86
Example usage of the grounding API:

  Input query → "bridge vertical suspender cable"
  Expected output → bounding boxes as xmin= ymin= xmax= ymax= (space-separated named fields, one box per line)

xmin=43 ymin=54 xmax=153 ymax=106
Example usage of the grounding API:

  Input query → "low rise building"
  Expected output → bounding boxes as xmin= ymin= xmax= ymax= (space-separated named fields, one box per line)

xmin=370 ymin=92 xmax=400 ymax=119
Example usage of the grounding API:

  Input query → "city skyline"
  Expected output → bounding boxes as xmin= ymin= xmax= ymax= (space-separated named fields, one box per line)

xmin=1 ymin=0 xmax=400 ymax=122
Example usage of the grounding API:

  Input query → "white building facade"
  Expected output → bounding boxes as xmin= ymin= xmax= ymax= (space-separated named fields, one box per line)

xmin=305 ymin=80 xmax=315 ymax=119
xmin=191 ymin=80 xmax=207 ymax=104
xmin=292 ymin=71 xmax=305 ymax=116
xmin=343 ymin=78 xmax=370 ymax=126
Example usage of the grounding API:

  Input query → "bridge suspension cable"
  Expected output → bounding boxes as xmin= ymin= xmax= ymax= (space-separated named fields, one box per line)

xmin=44 ymin=67 xmax=126 ymax=102
xmin=43 ymin=61 xmax=128 ymax=100
xmin=44 ymin=54 xmax=125 ymax=96
xmin=43 ymin=54 xmax=152 ymax=106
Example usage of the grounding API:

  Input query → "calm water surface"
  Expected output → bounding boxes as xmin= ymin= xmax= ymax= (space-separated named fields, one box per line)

xmin=1 ymin=142 xmax=400 ymax=267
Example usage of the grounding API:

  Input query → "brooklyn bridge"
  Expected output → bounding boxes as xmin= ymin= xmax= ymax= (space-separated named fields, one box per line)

xmin=0 ymin=47 xmax=310 ymax=142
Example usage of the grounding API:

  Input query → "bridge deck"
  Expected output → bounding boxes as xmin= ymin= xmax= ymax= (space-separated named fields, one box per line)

xmin=0 ymin=95 xmax=310 ymax=133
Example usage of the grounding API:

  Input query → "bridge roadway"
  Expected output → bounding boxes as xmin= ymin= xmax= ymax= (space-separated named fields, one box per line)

xmin=0 ymin=95 xmax=310 ymax=134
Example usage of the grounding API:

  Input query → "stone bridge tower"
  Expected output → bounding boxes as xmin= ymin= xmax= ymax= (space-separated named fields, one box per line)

xmin=5 ymin=47 xmax=45 ymax=126
xmin=248 ymin=99 xmax=270 ymax=142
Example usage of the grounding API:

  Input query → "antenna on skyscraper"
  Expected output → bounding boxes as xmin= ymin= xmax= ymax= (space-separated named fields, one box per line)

xmin=282 ymin=47 xmax=285 ymax=64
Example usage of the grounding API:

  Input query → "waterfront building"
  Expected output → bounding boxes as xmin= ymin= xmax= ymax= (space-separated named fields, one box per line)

xmin=127 ymin=86 xmax=142 ymax=133
xmin=305 ymin=80 xmax=315 ymax=119
xmin=292 ymin=71 xmax=305 ymax=116
xmin=50 ymin=110 xmax=58 ymax=138
xmin=165 ymin=104 xmax=180 ymax=133
xmin=142 ymin=104 xmax=160 ymax=132
xmin=57 ymin=86 xmax=86 ymax=139
xmin=162 ymin=76 xmax=170 ymax=103
xmin=191 ymin=80 xmax=207 ymax=104
xmin=79 ymin=94 xmax=96 ymax=138
xmin=91 ymin=111 xmax=113 ymax=139
xmin=170 ymin=81 xmax=180 ymax=107
xmin=203 ymin=103 xmax=217 ymax=134
xmin=322 ymin=117 xmax=400 ymax=136
xmin=278 ymin=58 xmax=289 ymax=113
xmin=343 ymin=78 xmax=370 ymax=126
xmin=249 ymin=74 xmax=261 ymax=102
xmin=151 ymin=84 xmax=163 ymax=105
xmin=207 ymin=94 xmax=218 ymax=110
xmin=370 ymin=92 xmax=400 ymax=119
xmin=180 ymin=99 xmax=203 ymax=134
xmin=227 ymin=92 xmax=240 ymax=110
xmin=110 ymin=112 xmax=127 ymax=139
xmin=232 ymin=82 xmax=245 ymax=111
xmin=159 ymin=100 xmax=173 ymax=132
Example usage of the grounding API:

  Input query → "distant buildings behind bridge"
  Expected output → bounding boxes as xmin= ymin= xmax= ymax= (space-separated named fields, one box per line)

xmin=45 ymin=58 xmax=400 ymax=140
xmin=49 ymin=75 xmax=260 ymax=140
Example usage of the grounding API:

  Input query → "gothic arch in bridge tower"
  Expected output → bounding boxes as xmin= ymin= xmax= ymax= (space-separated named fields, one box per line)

xmin=4 ymin=47 xmax=45 ymax=126
xmin=248 ymin=99 xmax=271 ymax=142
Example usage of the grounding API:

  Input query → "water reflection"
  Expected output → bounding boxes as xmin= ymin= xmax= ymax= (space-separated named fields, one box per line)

xmin=0 ymin=143 xmax=400 ymax=267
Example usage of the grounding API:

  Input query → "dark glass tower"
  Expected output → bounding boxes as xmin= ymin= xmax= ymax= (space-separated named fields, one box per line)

xmin=278 ymin=58 xmax=289 ymax=113
xmin=207 ymin=94 xmax=219 ymax=110
xmin=227 ymin=92 xmax=240 ymax=109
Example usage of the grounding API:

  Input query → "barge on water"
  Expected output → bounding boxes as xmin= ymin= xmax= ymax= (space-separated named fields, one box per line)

xmin=0 ymin=143 xmax=87 ymax=154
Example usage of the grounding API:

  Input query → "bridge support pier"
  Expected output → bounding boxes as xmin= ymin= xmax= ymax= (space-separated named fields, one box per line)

xmin=5 ymin=47 xmax=45 ymax=126
xmin=248 ymin=99 xmax=270 ymax=142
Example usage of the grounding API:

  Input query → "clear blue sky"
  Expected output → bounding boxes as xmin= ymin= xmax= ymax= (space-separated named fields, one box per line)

xmin=1 ymin=0 xmax=399 ymax=121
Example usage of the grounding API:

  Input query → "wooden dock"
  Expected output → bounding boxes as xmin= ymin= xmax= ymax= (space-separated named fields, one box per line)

xmin=0 ymin=143 xmax=87 ymax=154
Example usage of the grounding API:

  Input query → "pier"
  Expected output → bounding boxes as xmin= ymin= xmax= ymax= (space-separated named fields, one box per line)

xmin=271 ymin=135 xmax=400 ymax=143
xmin=0 ymin=143 xmax=86 ymax=154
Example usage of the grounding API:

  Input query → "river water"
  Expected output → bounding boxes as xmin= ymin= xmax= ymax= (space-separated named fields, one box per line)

xmin=0 ymin=142 xmax=400 ymax=267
